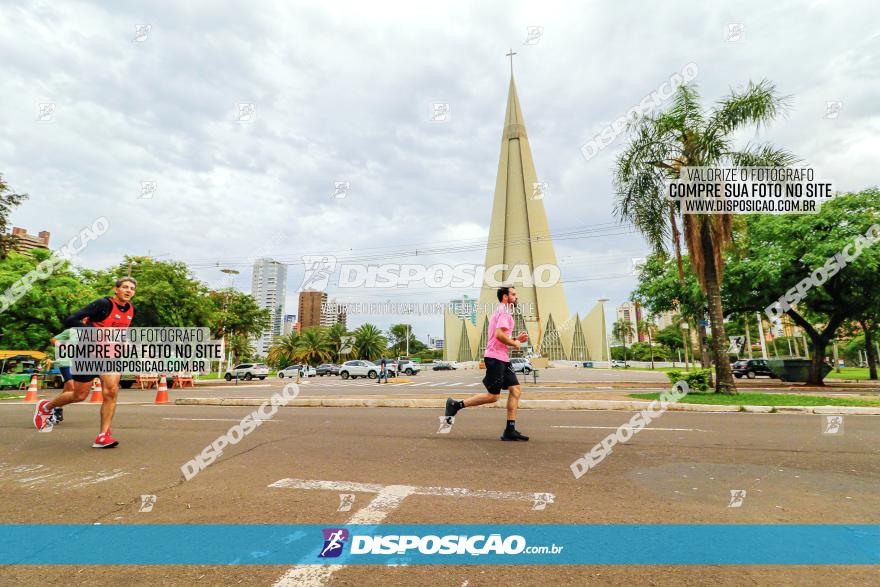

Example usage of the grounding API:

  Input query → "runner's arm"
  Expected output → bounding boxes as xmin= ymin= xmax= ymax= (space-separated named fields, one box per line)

xmin=62 ymin=298 xmax=111 ymax=328
xmin=495 ymin=327 xmax=521 ymax=349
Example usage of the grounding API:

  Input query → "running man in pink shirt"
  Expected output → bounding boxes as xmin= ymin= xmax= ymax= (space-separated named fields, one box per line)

xmin=444 ymin=286 xmax=530 ymax=441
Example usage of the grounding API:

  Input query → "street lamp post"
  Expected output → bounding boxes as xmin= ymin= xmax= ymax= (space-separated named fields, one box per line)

xmin=218 ymin=268 xmax=240 ymax=375
xmin=680 ymin=321 xmax=690 ymax=372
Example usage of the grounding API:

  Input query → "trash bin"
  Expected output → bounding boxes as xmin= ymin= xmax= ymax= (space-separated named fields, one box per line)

xmin=767 ymin=359 xmax=832 ymax=382
xmin=582 ymin=362 xmax=593 ymax=368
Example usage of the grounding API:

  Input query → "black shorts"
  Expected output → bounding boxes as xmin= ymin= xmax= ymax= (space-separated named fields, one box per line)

xmin=72 ymin=374 xmax=99 ymax=383
xmin=482 ymin=357 xmax=520 ymax=394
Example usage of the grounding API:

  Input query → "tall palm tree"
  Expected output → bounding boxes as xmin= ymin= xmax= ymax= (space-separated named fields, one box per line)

xmin=326 ymin=322 xmax=349 ymax=362
xmin=637 ymin=318 xmax=657 ymax=369
xmin=612 ymin=320 xmax=634 ymax=364
xmin=295 ymin=327 xmax=334 ymax=365
xmin=353 ymin=323 xmax=387 ymax=360
xmin=614 ymin=80 xmax=796 ymax=393
xmin=268 ymin=331 xmax=300 ymax=369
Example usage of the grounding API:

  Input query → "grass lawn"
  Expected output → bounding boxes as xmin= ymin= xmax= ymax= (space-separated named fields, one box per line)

xmin=0 ymin=392 xmax=25 ymax=400
xmin=825 ymin=368 xmax=875 ymax=381
xmin=629 ymin=392 xmax=880 ymax=407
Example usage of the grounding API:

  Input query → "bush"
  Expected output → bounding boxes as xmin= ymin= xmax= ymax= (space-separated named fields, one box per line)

xmin=665 ymin=368 xmax=712 ymax=392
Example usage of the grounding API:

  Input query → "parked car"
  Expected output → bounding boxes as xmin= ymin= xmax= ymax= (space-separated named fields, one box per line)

xmin=510 ymin=357 xmax=533 ymax=374
xmin=316 ymin=364 xmax=340 ymax=376
xmin=397 ymin=359 xmax=421 ymax=375
xmin=610 ymin=359 xmax=627 ymax=368
xmin=224 ymin=363 xmax=269 ymax=381
xmin=278 ymin=364 xmax=316 ymax=378
xmin=432 ymin=361 xmax=456 ymax=371
xmin=732 ymin=359 xmax=776 ymax=379
xmin=339 ymin=360 xmax=382 ymax=379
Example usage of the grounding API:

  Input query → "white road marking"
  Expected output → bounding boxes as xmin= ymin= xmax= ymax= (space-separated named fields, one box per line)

xmin=0 ymin=462 xmax=128 ymax=489
xmin=69 ymin=470 xmax=129 ymax=488
xmin=197 ymin=384 xmax=272 ymax=390
xmin=552 ymin=425 xmax=707 ymax=432
xmin=162 ymin=418 xmax=282 ymax=422
xmin=466 ymin=383 xmax=482 ymax=387
xmin=270 ymin=478 xmax=554 ymax=587
xmin=411 ymin=382 xmax=433 ymax=386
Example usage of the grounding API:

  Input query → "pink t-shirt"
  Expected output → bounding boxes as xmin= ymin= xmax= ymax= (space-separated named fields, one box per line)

xmin=484 ymin=304 xmax=515 ymax=362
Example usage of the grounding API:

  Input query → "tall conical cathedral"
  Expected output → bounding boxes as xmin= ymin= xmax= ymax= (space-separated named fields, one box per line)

xmin=443 ymin=71 xmax=609 ymax=363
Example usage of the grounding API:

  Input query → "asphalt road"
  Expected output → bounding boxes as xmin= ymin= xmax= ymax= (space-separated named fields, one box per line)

xmin=1 ymin=395 xmax=877 ymax=586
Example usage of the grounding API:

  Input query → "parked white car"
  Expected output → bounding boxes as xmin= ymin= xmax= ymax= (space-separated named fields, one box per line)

xmin=397 ymin=359 xmax=421 ymax=375
xmin=224 ymin=363 xmax=269 ymax=381
xmin=339 ymin=360 xmax=381 ymax=379
xmin=278 ymin=365 xmax=316 ymax=378
xmin=510 ymin=357 xmax=533 ymax=374
xmin=610 ymin=359 xmax=627 ymax=368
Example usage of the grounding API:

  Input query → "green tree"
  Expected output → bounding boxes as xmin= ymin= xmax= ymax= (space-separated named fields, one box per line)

xmin=294 ymin=327 xmax=333 ymax=366
xmin=0 ymin=250 xmax=99 ymax=349
xmin=326 ymin=322 xmax=350 ymax=362
xmin=209 ymin=288 xmax=270 ymax=340
xmin=353 ymin=323 xmax=387 ymax=360
xmin=387 ymin=323 xmax=424 ymax=355
xmin=86 ymin=256 xmax=215 ymax=327
xmin=722 ymin=189 xmax=880 ymax=384
xmin=227 ymin=333 xmax=256 ymax=364
xmin=637 ymin=318 xmax=657 ymax=368
xmin=267 ymin=331 xmax=301 ymax=369
xmin=611 ymin=320 xmax=634 ymax=363
xmin=615 ymin=80 xmax=796 ymax=393
xmin=0 ymin=174 xmax=28 ymax=259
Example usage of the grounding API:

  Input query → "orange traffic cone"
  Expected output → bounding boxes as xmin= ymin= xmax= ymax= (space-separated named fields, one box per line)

xmin=154 ymin=374 xmax=169 ymax=404
xmin=24 ymin=375 xmax=40 ymax=402
xmin=89 ymin=378 xmax=104 ymax=403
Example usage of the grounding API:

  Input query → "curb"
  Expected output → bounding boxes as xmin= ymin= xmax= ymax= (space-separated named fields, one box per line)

xmin=172 ymin=397 xmax=880 ymax=414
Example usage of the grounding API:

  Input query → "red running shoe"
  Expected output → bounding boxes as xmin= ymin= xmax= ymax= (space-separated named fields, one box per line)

xmin=33 ymin=400 xmax=53 ymax=432
xmin=92 ymin=431 xmax=119 ymax=449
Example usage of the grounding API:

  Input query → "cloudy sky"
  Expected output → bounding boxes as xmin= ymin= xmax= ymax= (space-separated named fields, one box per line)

xmin=3 ymin=0 xmax=878 ymax=341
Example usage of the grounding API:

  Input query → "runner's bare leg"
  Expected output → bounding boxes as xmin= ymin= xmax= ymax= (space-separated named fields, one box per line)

xmin=462 ymin=393 xmax=499 ymax=407
xmin=99 ymin=374 xmax=121 ymax=434
xmin=506 ymin=385 xmax=521 ymax=420
xmin=45 ymin=380 xmax=91 ymax=410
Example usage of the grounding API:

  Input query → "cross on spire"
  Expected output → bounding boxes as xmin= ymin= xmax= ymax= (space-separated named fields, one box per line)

xmin=506 ymin=48 xmax=517 ymax=77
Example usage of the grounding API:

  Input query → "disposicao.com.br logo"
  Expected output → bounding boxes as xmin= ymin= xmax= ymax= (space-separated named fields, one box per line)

xmin=319 ymin=529 xmax=563 ymax=557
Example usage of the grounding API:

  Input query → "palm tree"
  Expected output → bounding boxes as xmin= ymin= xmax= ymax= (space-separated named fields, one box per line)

xmin=295 ymin=327 xmax=334 ymax=365
xmin=614 ymin=80 xmax=796 ymax=393
xmin=637 ymin=318 xmax=657 ymax=369
xmin=612 ymin=320 xmax=634 ymax=365
xmin=268 ymin=331 xmax=300 ymax=369
xmin=326 ymin=322 xmax=349 ymax=362
xmin=353 ymin=323 xmax=387 ymax=360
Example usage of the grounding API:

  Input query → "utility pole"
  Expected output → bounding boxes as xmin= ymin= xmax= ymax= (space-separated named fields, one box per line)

xmin=756 ymin=313 xmax=768 ymax=360
xmin=680 ymin=321 xmax=690 ymax=372
xmin=832 ymin=340 xmax=840 ymax=373
xmin=745 ymin=322 xmax=753 ymax=359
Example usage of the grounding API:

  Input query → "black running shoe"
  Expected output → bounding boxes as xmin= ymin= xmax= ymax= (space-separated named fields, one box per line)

xmin=51 ymin=407 xmax=63 ymax=424
xmin=444 ymin=398 xmax=462 ymax=419
xmin=500 ymin=429 xmax=529 ymax=441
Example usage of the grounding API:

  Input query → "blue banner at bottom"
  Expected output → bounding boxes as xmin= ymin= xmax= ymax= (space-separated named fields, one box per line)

xmin=0 ymin=525 xmax=877 ymax=565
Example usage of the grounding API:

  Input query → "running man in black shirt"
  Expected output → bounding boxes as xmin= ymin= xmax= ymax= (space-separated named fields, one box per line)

xmin=34 ymin=278 xmax=136 ymax=448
